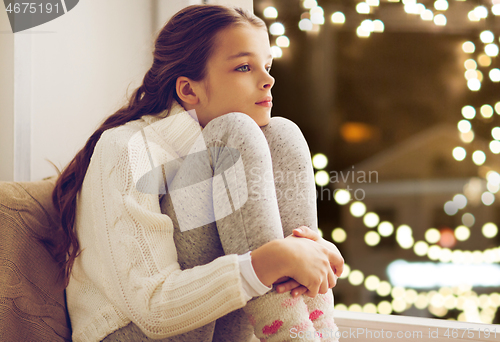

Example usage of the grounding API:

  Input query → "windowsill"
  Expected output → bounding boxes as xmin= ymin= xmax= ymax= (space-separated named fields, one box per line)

xmin=334 ymin=310 xmax=499 ymax=341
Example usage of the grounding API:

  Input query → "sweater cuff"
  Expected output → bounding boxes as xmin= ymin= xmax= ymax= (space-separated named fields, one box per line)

xmin=238 ymin=251 xmax=272 ymax=301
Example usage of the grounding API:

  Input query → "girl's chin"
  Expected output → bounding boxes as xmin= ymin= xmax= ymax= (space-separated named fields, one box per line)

xmin=249 ymin=112 xmax=271 ymax=127
xmin=256 ymin=117 xmax=271 ymax=127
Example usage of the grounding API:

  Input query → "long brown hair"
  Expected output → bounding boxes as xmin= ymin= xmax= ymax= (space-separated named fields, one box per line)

xmin=52 ymin=5 xmax=266 ymax=286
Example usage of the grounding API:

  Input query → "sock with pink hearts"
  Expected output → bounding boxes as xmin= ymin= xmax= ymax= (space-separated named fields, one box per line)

xmin=302 ymin=290 xmax=339 ymax=341
xmin=244 ymin=288 xmax=320 ymax=342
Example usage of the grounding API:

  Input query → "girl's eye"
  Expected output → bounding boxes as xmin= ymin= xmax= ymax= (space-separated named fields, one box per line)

xmin=237 ymin=65 xmax=250 ymax=72
xmin=266 ymin=66 xmax=272 ymax=73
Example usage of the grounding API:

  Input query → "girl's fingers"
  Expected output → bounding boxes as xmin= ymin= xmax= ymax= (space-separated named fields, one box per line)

xmin=305 ymin=280 xmax=320 ymax=298
xmin=335 ymin=262 xmax=344 ymax=278
xmin=276 ymin=278 xmax=301 ymax=294
xmin=328 ymin=250 xmax=344 ymax=277
xmin=293 ymin=226 xmax=345 ymax=277
xmin=292 ymin=226 xmax=320 ymax=241
xmin=274 ymin=274 xmax=319 ymax=298
xmin=322 ymin=243 xmax=344 ymax=277
xmin=328 ymin=268 xmax=337 ymax=289
xmin=320 ymin=272 xmax=330 ymax=294
xmin=291 ymin=285 xmax=308 ymax=298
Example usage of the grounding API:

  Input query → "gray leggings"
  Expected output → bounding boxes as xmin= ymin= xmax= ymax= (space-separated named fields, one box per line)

xmin=102 ymin=113 xmax=317 ymax=342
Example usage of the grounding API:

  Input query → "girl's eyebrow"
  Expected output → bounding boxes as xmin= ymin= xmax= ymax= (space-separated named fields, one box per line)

xmin=227 ymin=52 xmax=273 ymax=60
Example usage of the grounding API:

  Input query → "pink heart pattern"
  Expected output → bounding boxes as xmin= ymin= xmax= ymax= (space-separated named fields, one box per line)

xmin=262 ymin=320 xmax=283 ymax=335
xmin=309 ymin=309 xmax=324 ymax=321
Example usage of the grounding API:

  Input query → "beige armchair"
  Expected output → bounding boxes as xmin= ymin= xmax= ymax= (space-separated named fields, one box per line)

xmin=0 ymin=177 xmax=71 ymax=341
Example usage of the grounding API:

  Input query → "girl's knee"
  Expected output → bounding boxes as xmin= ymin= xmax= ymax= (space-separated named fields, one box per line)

xmin=263 ymin=117 xmax=309 ymax=155
xmin=265 ymin=117 xmax=304 ymax=139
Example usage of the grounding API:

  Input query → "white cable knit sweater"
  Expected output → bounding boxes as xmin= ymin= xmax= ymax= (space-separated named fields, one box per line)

xmin=66 ymin=103 xmax=248 ymax=342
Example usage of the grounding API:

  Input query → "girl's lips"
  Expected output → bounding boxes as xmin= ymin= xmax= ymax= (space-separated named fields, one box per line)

xmin=256 ymin=96 xmax=273 ymax=107
xmin=256 ymin=101 xmax=273 ymax=108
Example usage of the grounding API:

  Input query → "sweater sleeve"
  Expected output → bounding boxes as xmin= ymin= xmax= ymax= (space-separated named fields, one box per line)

xmin=84 ymin=126 xmax=248 ymax=339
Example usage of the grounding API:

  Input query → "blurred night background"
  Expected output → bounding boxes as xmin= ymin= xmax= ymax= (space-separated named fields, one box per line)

xmin=255 ymin=0 xmax=500 ymax=324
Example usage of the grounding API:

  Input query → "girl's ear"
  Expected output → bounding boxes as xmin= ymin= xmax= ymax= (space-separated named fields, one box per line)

xmin=176 ymin=76 xmax=199 ymax=105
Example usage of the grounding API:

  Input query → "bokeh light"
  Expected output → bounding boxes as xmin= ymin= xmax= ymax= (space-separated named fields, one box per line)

xmin=396 ymin=225 xmax=414 ymax=249
xmin=376 ymin=281 xmax=392 ymax=297
xmin=332 ymin=227 xmax=347 ymax=243
xmin=299 ymin=18 xmax=313 ymax=31
xmin=478 ymin=54 xmax=492 ymax=67
xmin=350 ymin=201 xmax=366 ymax=217
xmin=364 ymin=275 xmax=380 ymax=291
xmin=434 ymin=0 xmax=448 ymax=11
xmin=480 ymin=30 xmax=494 ymax=43
xmin=462 ymin=41 xmax=475 ymax=53
xmin=464 ymin=59 xmax=477 ymax=70
xmin=444 ymin=200 xmax=458 ymax=215
xmin=481 ymin=192 xmax=495 ymax=206
xmin=378 ymin=221 xmax=394 ymax=237
xmin=485 ymin=44 xmax=499 ymax=57
xmin=455 ymin=225 xmax=470 ymax=241
xmin=312 ymin=153 xmax=328 ymax=169
xmin=269 ymin=22 xmax=285 ymax=35
xmin=461 ymin=105 xmax=476 ymax=119
xmin=276 ymin=36 xmax=290 ymax=48
xmin=365 ymin=231 xmax=381 ymax=246
xmin=460 ymin=131 xmax=474 ymax=143
xmin=483 ymin=223 xmax=498 ymax=238
xmin=263 ymin=6 xmax=278 ymax=18
xmin=457 ymin=120 xmax=471 ymax=133
xmin=439 ymin=228 xmax=456 ymax=248
xmin=481 ymin=105 xmax=494 ymax=118
xmin=348 ymin=269 xmax=365 ymax=286
xmin=271 ymin=46 xmax=283 ymax=58
xmin=453 ymin=194 xmax=467 ymax=209
xmin=425 ymin=228 xmax=441 ymax=244
xmin=334 ymin=189 xmax=351 ymax=204
xmin=421 ymin=9 xmax=434 ymax=21
xmin=490 ymin=68 xmax=500 ymax=82
xmin=377 ymin=301 xmax=393 ymax=315
xmin=414 ymin=240 xmax=429 ymax=256
xmin=356 ymin=2 xmax=370 ymax=14
xmin=461 ymin=213 xmax=475 ymax=227
xmin=491 ymin=128 xmax=500 ymax=142
xmin=331 ymin=11 xmax=345 ymax=24
xmin=315 ymin=170 xmax=329 ymax=186
xmin=472 ymin=150 xmax=486 ymax=165
xmin=434 ymin=13 xmax=446 ymax=26
xmin=363 ymin=212 xmax=380 ymax=228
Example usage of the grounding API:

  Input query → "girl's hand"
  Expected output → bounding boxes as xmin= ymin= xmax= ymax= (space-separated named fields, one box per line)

xmin=251 ymin=227 xmax=344 ymax=298
xmin=274 ymin=226 xmax=344 ymax=297
xmin=279 ymin=234 xmax=339 ymax=297
xmin=292 ymin=226 xmax=344 ymax=282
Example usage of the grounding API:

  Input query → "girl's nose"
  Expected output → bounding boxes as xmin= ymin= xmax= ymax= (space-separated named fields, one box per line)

xmin=262 ymin=73 xmax=275 ymax=90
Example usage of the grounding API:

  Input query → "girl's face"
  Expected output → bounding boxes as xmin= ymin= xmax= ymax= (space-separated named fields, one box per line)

xmin=187 ymin=24 xmax=274 ymax=127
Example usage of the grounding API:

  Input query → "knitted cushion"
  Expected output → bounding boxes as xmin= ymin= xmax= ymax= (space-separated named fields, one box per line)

xmin=0 ymin=177 xmax=71 ymax=341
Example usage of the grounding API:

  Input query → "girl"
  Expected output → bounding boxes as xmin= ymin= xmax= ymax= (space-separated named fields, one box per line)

xmin=53 ymin=5 xmax=343 ymax=342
